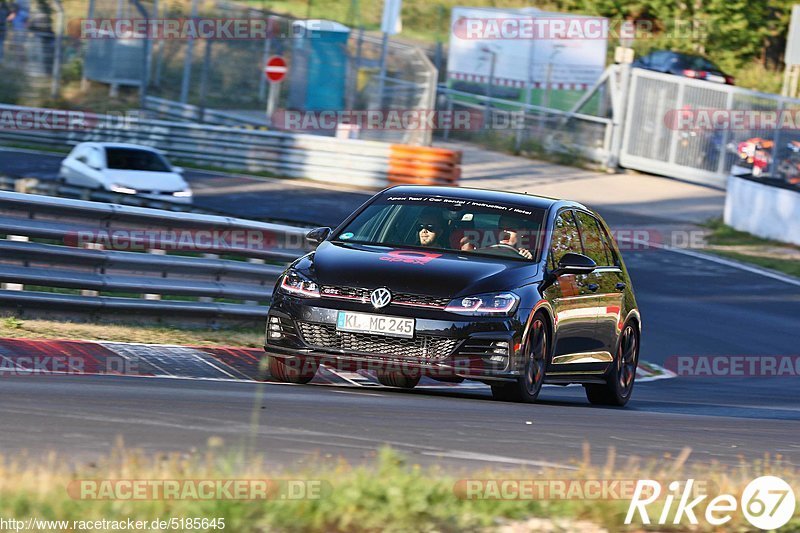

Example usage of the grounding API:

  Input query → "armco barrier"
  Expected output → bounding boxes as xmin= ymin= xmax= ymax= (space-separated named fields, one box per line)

xmin=143 ymin=96 xmax=268 ymax=128
xmin=0 ymin=104 xmax=460 ymax=188
xmin=0 ymin=190 xmax=313 ymax=321
xmin=724 ymin=175 xmax=800 ymax=246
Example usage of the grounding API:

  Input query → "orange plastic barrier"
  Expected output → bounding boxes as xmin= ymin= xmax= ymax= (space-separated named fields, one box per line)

xmin=387 ymin=145 xmax=461 ymax=186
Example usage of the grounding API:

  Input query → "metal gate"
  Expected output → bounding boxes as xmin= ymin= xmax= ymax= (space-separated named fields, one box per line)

xmin=619 ymin=68 xmax=800 ymax=188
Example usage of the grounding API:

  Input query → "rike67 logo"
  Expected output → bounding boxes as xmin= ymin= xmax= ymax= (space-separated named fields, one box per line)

xmin=626 ymin=476 xmax=796 ymax=530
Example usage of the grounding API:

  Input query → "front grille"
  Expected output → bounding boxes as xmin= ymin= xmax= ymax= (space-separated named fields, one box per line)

xmin=320 ymin=286 xmax=450 ymax=309
xmin=297 ymin=321 xmax=458 ymax=360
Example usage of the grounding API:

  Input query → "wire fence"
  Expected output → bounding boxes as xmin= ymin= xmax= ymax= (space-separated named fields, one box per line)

xmin=0 ymin=0 xmax=437 ymax=145
xmin=143 ymin=6 xmax=436 ymax=145
xmin=435 ymin=86 xmax=613 ymax=165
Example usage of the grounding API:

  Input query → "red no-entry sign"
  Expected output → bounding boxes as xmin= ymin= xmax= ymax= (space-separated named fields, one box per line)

xmin=264 ymin=56 xmax=288 ymax=83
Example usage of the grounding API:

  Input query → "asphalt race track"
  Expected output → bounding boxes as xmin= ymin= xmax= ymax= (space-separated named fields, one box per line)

xmin=1 ymin=148 xmax=799 ymax=470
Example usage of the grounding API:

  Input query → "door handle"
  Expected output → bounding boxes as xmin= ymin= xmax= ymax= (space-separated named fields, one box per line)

xmin=587 ymin=283 xmax=600 ymax=292
xmin=615 ymin=282 xmax=627 ymax=291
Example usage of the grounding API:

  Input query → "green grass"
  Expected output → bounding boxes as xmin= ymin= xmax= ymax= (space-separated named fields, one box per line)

xmin=703 ymin=218 xmax=780 ymax=247
xmin=707 ymin=250 xmax=800 ymax=278
xmin=702 ymin=218 xmax=800 ymax=278
xmin=0 ymin=445 xmax=796 ymax=532
xmin=0 ymin=316 xmax=264 ymax=347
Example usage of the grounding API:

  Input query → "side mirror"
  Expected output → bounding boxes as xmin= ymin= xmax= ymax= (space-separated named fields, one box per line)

xmin=306 ymin=227 xmax=331 ymax=244
xmin=541 ymin=252 xmax=596 ymax=291
xmin=555 ymin=252 xmax=597 ymax=276
xmin=172 ymin=166 xmax=184 ymax=174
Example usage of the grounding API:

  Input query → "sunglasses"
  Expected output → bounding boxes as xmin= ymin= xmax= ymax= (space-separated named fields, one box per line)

xmin=418 ymin=223 xmax=439 ymax=232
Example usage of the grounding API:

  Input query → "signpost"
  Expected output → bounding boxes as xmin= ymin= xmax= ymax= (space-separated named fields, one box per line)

xmin=376 ymin=0 xmax=402 ymax=106
xmin=264 ymin=56 xmax=288 ymax=125
xmin=783 ymin=5 xmax=800 ymax=97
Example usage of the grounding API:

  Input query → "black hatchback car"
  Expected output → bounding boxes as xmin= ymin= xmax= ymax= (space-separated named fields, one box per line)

xmin=633 ymin=50 xmax=734 ymax=85
xmin=265 ymin=186 xmax=641 ymax=406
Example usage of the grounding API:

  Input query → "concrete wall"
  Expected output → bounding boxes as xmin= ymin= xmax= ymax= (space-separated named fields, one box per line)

xmin=724 ymin=176 xmax=800 ymax=246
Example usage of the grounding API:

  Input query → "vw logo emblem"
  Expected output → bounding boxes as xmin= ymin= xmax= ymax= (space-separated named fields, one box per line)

xmin=370 ymin=288 xmax=392 ymax=309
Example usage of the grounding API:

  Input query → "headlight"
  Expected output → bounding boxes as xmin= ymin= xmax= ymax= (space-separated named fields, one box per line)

xmin=110 ymin=184 xmax=137 ymax=194
xmin=279 ymin=269 xmax=320 ymax=298
xmin=444 ymin=292 xmax=520 ymax=316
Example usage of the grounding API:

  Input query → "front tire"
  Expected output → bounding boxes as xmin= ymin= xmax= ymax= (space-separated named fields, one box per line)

xmin=585 ymin=323 xmax=639 ymax=406
xmin=491 ymin=315 xmax=548 ymax=403
xmin=268 ymin=355 xmax=318 ymax=384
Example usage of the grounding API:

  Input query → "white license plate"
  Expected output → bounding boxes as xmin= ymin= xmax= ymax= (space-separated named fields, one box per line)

xmin=706 ymin=74 xmax=726 ymax=83
xmin=336 ymin=311 xmax=415 ymax=338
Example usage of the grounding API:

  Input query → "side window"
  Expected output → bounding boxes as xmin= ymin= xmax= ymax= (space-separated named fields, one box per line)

xmin=549 ymin=210 xmax=582 ymax=268
xmin=575 ymin=211 xmax=610 ymax=266
xmin=598 ymin=223 xmax=620 ymax=267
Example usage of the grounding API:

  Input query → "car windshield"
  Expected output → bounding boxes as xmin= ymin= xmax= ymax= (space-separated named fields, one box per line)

xmin=105 ymin=148 xmax=172 ymax=172
xmin=334 ymin=194 xmax=547 ymax=261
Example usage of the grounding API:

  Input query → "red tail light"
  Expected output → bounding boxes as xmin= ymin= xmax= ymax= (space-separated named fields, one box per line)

xmin=682 ymin=69 xmax=708 ymax=79
xmin=724 ymin=75 xmax=735 ymax=85
xmin=753 ymin=151 xmax=770 ymax=169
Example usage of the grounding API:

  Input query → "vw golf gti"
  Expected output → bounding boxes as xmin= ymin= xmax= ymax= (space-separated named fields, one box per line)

xmin=265 ymin=186 xmax=641 ymax=405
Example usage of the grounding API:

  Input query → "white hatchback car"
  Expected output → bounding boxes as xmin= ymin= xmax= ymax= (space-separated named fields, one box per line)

xmin=59 ymin=142 xmax=193 ymax=204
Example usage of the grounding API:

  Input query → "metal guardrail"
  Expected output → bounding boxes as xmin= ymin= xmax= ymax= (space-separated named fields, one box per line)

xmin=143 ymin=96 xmax=267 ymax=128
xmin=0 ymin=190 xmax=313 ymax=320
xmin=0 ymin=174 xmax=213 ymax=215
xmin=0 ymin=104 xmax=461 ymax=188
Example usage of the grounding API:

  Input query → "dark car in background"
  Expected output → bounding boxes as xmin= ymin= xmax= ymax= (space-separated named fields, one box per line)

xmin=633 ymin=50 xmax=735 ymax=85
xmin=265 ymin=186 xmax=641 ymax=406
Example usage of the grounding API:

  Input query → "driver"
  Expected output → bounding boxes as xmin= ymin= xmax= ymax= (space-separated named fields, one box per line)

xmin=415 ymin=209 xmax=446 ymax=248
xmin=498 ymin=214 xmax=533 ymax=259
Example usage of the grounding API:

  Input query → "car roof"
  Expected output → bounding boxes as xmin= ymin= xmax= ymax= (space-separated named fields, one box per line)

xmin=77 ymin=142 xmax=160 ymax=151
xmin=382 ymin=185 xmax=588 ymax=213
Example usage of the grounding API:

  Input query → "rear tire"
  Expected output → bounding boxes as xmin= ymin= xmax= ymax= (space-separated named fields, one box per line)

xmin=376 ymin=369 xmax=420 ymax=389
xmin=585 ymin=323 xmax=639 ymax=406
xmin=268 ymin=355 xmax=318 ymax=384
xmin=490 ymin=316 xmax=548 ymax=403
